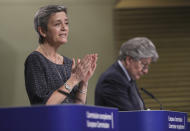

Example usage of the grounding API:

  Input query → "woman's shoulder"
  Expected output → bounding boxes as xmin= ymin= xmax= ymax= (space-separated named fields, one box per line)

xmin=25 ymin=51 xmax=45 ymax=64
xmin=26 ymin=51 xmax=41 ymax=59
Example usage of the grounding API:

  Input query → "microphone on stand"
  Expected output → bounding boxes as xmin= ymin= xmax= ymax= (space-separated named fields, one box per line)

xmin=141 ymin=88 xmax=163 ymax=110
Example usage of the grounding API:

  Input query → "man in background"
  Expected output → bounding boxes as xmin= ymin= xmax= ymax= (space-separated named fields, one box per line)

xmin=95 ymin=37 xmax=159 ymax=111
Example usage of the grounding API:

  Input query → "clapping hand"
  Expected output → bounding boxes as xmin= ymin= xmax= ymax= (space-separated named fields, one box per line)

xmin=71 ymin=54 xmax=98 ymax=84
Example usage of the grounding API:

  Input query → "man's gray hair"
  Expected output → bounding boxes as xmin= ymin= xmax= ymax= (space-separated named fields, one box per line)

xmin=118 ymin=37 xmax=159 ymax=62
xmin=34 ymin=5 xmax=67 ymax=44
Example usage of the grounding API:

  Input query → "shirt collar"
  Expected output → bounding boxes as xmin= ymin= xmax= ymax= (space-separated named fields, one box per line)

xmin=117 ymin=60 xmax=132 ymax=82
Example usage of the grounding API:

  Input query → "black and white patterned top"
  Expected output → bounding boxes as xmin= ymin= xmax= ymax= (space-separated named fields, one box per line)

xmin=24 ymin=51 xmax=79 ymax=105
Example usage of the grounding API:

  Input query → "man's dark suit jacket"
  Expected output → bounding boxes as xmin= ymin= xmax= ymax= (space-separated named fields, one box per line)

xmin=95 ymin=61 xmax=146 ymax=111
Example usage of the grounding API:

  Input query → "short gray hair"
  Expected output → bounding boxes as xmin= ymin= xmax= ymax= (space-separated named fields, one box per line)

xmin=118 ymin=37 xmax=159 ymax=62
xmin=34 ymin=5 xmax=67 ymax=44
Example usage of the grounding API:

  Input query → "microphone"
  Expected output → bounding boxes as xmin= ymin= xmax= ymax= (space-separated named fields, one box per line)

xmin=141 ymin=88 xmax=163 ymax=110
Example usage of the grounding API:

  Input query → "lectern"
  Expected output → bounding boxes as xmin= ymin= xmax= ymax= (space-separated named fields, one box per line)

xmin=0 ymin=104 xmax=118 ymax=131
xmin=119 ymin=110 xmax=188 ymax=131
xmin=0 ymin=105 xmax=188 ymax=131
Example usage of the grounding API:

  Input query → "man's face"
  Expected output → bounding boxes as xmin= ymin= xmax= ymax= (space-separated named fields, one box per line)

xmin=125 ymin=57 xmax=152 ymax=80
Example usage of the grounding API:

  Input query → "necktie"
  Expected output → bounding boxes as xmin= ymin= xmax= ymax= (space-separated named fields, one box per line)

xmin=130 ymin=80 xmax=144 ymax=110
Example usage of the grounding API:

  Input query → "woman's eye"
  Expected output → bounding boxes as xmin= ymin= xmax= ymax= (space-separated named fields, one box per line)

xmin=55 ymin=23 xmax=60 ymax=26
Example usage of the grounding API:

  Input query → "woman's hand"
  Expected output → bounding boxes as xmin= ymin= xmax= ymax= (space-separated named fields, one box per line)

xmin=82 ymin=54 xmax=98 ymax=83
xmin=70 ymin=54 xmax=93 ymax=84
xmin=70 ymin=54 xmax=98 ymax=85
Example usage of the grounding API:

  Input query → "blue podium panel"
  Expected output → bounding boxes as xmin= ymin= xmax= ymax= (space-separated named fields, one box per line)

xmin=119 ymin=110 xmax=187 ymax=131
xmin=0 ymin=104 xmax=118 ymax=131
xmin=188 ymin=122 xmax=190 ymax=131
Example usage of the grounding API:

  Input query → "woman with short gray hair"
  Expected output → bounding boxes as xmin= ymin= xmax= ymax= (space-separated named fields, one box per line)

xmin=25 ymin=5 xmax=98 ymax=105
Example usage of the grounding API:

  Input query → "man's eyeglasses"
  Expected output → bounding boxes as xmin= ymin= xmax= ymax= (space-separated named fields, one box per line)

xmin=138 ymin=60 xmax=150 ymax=70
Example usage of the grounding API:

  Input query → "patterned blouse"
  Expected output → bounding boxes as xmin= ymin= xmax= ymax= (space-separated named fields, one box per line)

xmin=24 ymin=51 xmax=79 ymax=105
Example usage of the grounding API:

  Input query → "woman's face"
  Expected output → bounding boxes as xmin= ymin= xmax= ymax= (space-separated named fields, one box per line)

xmin=44 ymin=11 xmax=69 ymax=45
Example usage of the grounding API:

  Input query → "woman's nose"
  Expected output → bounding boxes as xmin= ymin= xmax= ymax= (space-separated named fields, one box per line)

xmin=61 ymin=24 xmax=68 ymax=31
xmin=61 ymin=25 xmax=65 ymax=31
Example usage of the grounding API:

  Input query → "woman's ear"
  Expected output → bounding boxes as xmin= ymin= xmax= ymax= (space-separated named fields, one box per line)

xmin=38 ymin=26 xmax=46 ymax=38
